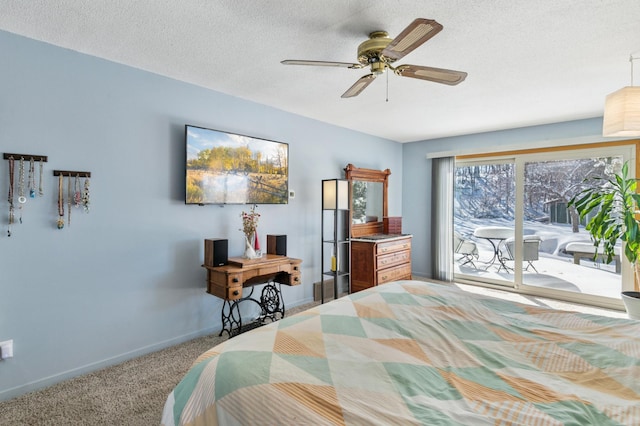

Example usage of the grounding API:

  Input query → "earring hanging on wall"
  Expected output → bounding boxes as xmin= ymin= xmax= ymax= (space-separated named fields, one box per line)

xmin=7 ymin=156 xmax=15 ymax=237
xmin=57 ymin=174 xmax=64 ymax=229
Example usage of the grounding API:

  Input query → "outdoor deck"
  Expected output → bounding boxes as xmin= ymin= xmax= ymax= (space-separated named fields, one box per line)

xmin=455 ymin=252 xmax=621 ymax=300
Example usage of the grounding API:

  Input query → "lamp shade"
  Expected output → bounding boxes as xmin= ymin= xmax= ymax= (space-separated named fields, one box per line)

xmin=603 ymin=86 xmax=640 ymax=137
xmin=322 ymin=179 xmax=349 ymax=210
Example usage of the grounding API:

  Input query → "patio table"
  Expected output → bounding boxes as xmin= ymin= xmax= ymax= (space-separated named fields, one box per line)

xmin=473 ymin=226 xmax=513 ymax=269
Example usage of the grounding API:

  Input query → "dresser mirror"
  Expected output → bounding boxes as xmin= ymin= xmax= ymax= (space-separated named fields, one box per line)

xmin=344 ymin=164 xmax=390 ymax=238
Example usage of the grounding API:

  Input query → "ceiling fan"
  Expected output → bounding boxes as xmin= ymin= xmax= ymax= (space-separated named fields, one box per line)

xmin=281 ymin=18 xmax=467 ymax=98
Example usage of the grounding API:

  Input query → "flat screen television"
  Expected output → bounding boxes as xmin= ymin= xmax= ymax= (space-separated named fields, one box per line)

xmin=185 ymin=125 xmax=289 ymax=205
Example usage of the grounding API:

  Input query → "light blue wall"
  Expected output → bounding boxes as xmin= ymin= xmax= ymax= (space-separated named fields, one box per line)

xmin=0 ymin=31 xmax=403 ymax=400
xmin=402 ymin=118 xmax=612 ymax=278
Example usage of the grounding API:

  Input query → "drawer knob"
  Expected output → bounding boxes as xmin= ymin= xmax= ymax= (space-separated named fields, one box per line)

xmin=232 ymin=278 xmax=239 ymax=283
xmin=294 ymin=277 xmax=299 ymax=282
xmin=232 ymin=290 xmax=240 ymax=296
xmin=294 ymin=266 xmax=299 ymax=271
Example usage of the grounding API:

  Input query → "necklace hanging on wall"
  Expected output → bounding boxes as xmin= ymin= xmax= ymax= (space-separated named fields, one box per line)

xmin=57 ymin=174 xmax=64 ymax=229
xmin=7 ymin=156 xmax=15 ymax=237
xmin=28 ymin=157 xmax=36 ymax=198
xmin=38 ymin=158 xmax=44 ymax=197
xmin=67 ymin=175 xmax=72 ymax=226
xmin=82 ymin=176 xmax=90 ymax=213
xmin=17 ymin=157 xmax=26 ymax=223
xmin=74 ymin=174 xmax=81 ymax=207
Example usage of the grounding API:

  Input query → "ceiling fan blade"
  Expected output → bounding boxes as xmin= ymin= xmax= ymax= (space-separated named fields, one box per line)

xmin=281 ymin=60 xmax=363 ymax=69
xmin=395 ymin=64 xmax=467 ymax=85
xmin=341 ymin=74 xmax=376 ymax=98
xmin=380 ymin=18 xmax=443 ymax=61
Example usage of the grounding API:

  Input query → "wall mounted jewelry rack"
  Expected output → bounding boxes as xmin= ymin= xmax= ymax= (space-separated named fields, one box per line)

xmin=3 ymin=153 xmax=48 ymax=162
xmin=53 ymin=170 xmax=91 ymax=178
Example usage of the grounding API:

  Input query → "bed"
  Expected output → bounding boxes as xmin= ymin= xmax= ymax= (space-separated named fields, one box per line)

xmin=161 ymin=280 xmax=640 ymax=425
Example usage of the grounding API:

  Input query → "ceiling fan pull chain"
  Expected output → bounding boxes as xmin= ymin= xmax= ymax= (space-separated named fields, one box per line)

xmin=386 ymin=68 xmax=389 ymax=102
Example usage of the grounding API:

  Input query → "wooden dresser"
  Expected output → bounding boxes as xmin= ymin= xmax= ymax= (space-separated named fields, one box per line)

xmin=350 ymin=234 xmax=412 ymax=293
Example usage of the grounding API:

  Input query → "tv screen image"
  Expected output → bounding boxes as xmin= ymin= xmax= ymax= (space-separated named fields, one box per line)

xmin=185 ymin=125 xmax=289 ymax=205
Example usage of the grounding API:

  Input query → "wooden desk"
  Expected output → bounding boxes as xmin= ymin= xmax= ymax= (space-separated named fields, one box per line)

xmin=203 ymin=255 xmax=302 ymax=336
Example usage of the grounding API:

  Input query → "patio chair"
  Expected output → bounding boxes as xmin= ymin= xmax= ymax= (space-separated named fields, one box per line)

xmin=499 ymin=235 xmax=542 ymax=272
xmin=454 ymin=232 xmax=479 ymax=268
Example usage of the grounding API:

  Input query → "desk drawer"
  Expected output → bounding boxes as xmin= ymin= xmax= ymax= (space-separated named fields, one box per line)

xmin=227 ymin=286 xmax=242 ymax=299
xmin=273 ymin=271 xmax=302 ymax=286
xmin=257 ymin=265 xmax=281 ymax=276
xmin=377 ymin=263 xmax=412 ymax=285
xmin=283 ymin=262 xmax=302 ymax=276
xmin=207 ymin=282 xmax=243 ymax=300
xmin=226 ymin=272 xmax=242 ymax=287
xmin=285 ymin=271 xmax=302 ymax=286
xmin=377 ymin=250 xmax=410 ymax=269
xmin=208 ymin=270 xmax=243 ymax=287
xmin=376 ymin=238 xmax=411 ymax=255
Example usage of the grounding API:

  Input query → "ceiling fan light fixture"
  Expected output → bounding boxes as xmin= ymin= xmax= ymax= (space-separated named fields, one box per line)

xmin=371 ymin=61 xmax=386 ymax=75
xmin=603 ymin=55 xmax=640 ymax=137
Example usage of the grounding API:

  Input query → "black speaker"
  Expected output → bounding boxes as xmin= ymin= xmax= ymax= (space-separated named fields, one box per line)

xmin=204 ymin=238 xmax=228 ymax=266
xmin=267 ymin=234 xmax=287 ymax=256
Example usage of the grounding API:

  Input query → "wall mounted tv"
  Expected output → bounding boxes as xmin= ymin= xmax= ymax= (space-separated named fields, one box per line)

xmin=185 ymin=125 xmax=289 ymax=205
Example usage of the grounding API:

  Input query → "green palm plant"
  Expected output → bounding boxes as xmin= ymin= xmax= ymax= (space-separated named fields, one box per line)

xmin=568 ymin=161 xmax=640 ymax=293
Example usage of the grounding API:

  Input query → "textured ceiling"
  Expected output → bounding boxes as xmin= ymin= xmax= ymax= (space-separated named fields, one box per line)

xmin=1 ymin=0 xmax=640 ymax=143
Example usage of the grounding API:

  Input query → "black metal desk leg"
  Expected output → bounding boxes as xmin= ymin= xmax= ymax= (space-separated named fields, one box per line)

xmin=260 ymin=281 xmax=285 ymax=321
xmin=219 ymin=299 xmax=242 ymax=338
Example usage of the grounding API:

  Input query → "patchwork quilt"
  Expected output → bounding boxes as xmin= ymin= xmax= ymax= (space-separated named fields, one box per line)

xmin=162 ymin=280 xmax=640 ymax=425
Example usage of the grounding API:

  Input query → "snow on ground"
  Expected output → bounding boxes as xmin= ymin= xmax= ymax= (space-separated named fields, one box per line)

xmin=455 ymin=217 xmax=593 ymax=258
xmin=454 ymin=217 xmax=622 ymax=300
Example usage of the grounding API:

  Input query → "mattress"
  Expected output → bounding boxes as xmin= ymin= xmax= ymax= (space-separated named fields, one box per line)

xmin=162 ymin=280 xmax=640 ymax=425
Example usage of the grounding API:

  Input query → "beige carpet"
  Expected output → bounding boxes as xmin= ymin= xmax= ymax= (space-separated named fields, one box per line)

xmin=0 ymin=302 xmax=318 ymax=426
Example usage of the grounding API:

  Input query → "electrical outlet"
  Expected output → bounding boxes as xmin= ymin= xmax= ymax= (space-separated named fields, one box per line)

xmin=0 ymin=339 xmax=14 ymax=359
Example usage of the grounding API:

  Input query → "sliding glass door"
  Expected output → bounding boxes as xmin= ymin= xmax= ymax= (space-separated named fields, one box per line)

xmin=454 ymin=160 xmax=515 ymax=287
xmin=454 ymin=144 xmax=635 ymax=309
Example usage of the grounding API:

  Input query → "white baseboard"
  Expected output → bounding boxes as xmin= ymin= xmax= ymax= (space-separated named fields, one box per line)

xmin=0 ymin=296 xmax=317 ymax=403
xmin=0 ymin=325 xmax=218 ymax=402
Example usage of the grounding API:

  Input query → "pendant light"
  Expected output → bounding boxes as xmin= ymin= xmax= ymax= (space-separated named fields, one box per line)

xmin=603 ymin=55 xmax=640 ymax=137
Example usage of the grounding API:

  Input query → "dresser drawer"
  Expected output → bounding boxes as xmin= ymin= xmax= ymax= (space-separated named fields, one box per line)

xmin=377 ymin=263 xmax=412 ymax=285
xmin=377 ymin=250 xmax=410 ymax=269
xmin=376 ymin=238 xmax=411 ymax=255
